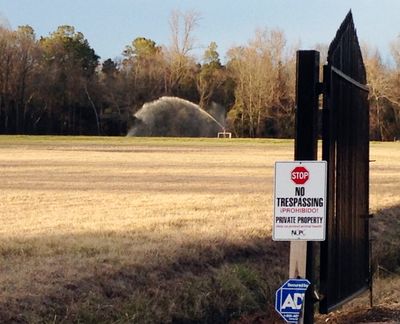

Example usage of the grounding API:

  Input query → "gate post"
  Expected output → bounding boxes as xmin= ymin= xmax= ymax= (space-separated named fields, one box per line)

xmin=291 ymin=50 xmax=320 ymax=324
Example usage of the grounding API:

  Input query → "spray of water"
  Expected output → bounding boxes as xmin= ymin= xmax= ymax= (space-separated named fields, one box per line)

xmin=127 ymin=97 xmax=226 ymax=137
xmin=197 ymin=103 xmax=226 ymax=131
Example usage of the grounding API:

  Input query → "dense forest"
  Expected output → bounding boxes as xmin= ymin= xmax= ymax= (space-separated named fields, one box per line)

xmin=0 ymin=11 xmax=400 ymax=139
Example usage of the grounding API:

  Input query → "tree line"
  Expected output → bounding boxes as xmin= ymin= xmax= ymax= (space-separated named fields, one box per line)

xmin=0 ymin=10 xmax=399 ymax=139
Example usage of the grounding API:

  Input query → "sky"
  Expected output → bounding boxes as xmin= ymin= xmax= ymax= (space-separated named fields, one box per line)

xmin=0 ymin=0 xmax=399 ymax=63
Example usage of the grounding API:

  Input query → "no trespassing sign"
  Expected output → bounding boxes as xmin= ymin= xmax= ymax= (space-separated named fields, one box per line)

xmin=273 ymin=161 xmax=327 ymax=241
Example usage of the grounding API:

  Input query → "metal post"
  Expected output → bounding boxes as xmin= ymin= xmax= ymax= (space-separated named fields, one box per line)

xmin=292 ymin=50 xmax=320 ymax=324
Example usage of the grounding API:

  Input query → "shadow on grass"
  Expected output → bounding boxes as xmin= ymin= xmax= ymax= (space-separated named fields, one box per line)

xmin=316 ymin=203 xmax=400 ymax=324
xmin=371 ymin=203 xmax=400 ymax=274
xmin=2 ymin=204 xmax=399 ymax=324
xmin=0 ymin=233 xmax=289 ymax=324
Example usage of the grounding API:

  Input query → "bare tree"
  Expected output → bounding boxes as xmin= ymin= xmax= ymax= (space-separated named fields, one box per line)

xmin=389 ymin=36 xmax=400 ymax=137
xmin=0 ymin=12 xmax=11 ymax=30
xmin=164 ymin=10 xmax=200 ymax=95
xmin=363 ymin=43 xmax=400 ymax=140
xmin=227 ymin=28 xmax=294 ymax=137
xmin=169 ymin=9 xmax=199 ymax=56
xmin=0 ymin=27 xmax=38 ymax=133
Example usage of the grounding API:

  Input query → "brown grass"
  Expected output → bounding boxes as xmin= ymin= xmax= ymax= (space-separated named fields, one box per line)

xmin=0 ymin=136 xmax=399 ymax=323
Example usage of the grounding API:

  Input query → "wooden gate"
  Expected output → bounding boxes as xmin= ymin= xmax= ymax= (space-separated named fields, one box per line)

xmin=319 ymin=11 xmax=370 ymax=313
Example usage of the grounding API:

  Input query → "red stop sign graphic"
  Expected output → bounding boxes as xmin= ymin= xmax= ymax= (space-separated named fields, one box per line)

xmin=291 ymin=166 xmax=309 ymax=185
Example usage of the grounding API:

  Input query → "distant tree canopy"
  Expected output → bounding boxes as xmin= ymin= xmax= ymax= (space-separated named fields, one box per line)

xmin=226 ymin=29 xmax=295 ymax=137
xmin=1 ymin=12 xmax=400 ymax=139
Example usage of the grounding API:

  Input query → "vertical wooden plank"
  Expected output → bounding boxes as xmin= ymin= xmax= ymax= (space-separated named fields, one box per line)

xmin=320 ymin=63 xmax=334 ymax=313
xmin=320 ymin=12 xmax=370 ymax=313
xmin=292 ymin=50 xmax=320 ymax=324
xmin=289 ymin=241 xmax=307 ymax=278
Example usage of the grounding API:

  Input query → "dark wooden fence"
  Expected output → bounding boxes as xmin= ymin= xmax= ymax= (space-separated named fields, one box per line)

xmin=319 ymin=11 xmax=370 ymax=313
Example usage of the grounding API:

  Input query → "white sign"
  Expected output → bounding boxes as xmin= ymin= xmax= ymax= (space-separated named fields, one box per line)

xmin=273 ymin=161 xmax=327 ymax=241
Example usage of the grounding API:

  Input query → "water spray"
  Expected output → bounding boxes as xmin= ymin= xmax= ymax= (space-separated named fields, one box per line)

xmin=127 ymin=97 xmax=228 ymax=137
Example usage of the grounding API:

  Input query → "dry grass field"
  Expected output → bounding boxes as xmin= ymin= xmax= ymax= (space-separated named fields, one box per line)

xmin=0 ymin=136 xmax=399 ymax=323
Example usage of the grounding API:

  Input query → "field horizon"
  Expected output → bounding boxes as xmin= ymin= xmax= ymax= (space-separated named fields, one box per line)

xmin=0 ymin=136 xmax=399 ymax=323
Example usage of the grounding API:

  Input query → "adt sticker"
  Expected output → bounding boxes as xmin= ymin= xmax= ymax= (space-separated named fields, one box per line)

xmin=275 ymin=279 xmax=310 ymax=323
